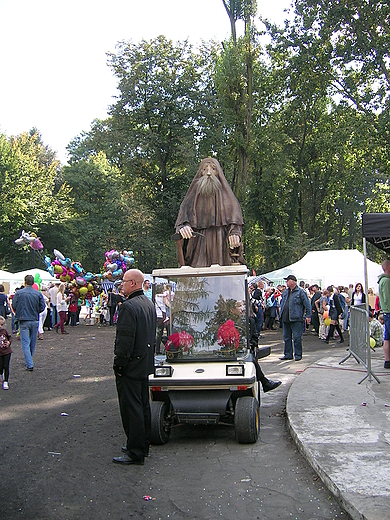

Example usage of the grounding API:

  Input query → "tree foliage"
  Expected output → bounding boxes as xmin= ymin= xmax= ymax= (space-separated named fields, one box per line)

xmin=1 ymin=2 xmax=390 ymax=276
xmin=0 ymin=131 xmax=71 ymax=270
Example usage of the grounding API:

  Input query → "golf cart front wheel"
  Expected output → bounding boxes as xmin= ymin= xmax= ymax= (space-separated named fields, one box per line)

xmin=234 ymin=396 xmax=260 ymax=444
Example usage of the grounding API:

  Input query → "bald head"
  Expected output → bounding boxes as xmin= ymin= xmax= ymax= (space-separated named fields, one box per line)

xmin=122 ymin=269 xmax=144 ymax=296
xmin=382 ymin=260 xmax=390 ymax=275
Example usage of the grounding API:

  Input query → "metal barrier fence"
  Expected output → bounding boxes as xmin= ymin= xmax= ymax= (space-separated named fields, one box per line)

xmin=339 ymin=305 xmax=380 ymax=384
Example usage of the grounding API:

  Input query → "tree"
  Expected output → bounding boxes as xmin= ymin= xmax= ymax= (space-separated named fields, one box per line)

xmin=293 ymin=0 xmax=390 ymax=112
xmin=61 ymin=152 xmax=126 ymax=272
xmin=218 ymin=0 xmax=258 ymax=198
xmin=0 ymin=131 xmax=71 ymax=270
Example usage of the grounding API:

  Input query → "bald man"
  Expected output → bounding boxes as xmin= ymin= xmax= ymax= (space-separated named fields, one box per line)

xmin=112 ymin=269 xmax=157 ymax=465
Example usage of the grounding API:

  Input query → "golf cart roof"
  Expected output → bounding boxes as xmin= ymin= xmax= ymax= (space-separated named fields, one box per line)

xmin=152 ymin=264 xmax=249 ymax=278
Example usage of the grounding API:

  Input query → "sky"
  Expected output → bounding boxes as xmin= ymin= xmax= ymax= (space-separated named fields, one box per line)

xmin=0 ymin=0 xmax=292 ymax=164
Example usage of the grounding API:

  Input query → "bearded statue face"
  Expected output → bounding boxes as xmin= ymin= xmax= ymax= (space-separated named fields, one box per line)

xmin=196 ymin=160 xmax=222 ymax=196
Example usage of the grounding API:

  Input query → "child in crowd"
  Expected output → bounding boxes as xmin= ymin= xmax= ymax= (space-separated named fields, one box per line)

xmin=369 ymin=310 xmax=384 ymax=349
xmin=69 ymin=299 xmax=78 ymax=326
xmin=0 ymin=315 xmax=12 ymax=390
xmin=378 ymin=314 xmax=385 ymax=335
xmin=84 ymin=298 xmax=93 ymax=325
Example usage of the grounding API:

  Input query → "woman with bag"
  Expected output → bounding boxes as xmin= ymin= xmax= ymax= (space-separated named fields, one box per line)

xmin=264 ymin=288 xmax=279 ymax=330
xmin=325 ymin=286 xmax=344 ymax=344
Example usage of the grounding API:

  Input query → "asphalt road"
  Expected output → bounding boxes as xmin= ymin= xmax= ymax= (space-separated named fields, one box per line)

xmin=1 ymin=322 xmax=350 ymax=520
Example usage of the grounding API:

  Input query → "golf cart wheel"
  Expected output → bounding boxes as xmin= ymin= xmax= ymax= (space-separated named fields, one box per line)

xmin=234 ymin=396 xmax=260 ymax=444
xmin=150 ymin=401 xmax=171 ymax=445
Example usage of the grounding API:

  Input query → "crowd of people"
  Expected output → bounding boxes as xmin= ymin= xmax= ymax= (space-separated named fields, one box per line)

xmin=249 ymin=276 xmax=386 ymax=360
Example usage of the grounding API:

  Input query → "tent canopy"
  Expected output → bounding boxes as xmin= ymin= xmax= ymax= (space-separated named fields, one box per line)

xmin=0 ymin=268 xmax=57 ymax=292
xmin=262 ymin=250 xmax=382 ymax=290
xmin=362 ymin=213 xmax=390 ymax=253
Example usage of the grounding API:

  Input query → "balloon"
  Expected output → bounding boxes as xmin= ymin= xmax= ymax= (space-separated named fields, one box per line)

xmin=76 ymin=276 xmax=86 ymax=286
xmin=323 ymin=311 xmax=329 ymax=319
xmin=53 ymin=264 xmax=63 ymax=274
xmin=30 ymin=238 xmax=43 ymax=250
xmin=324 ymin=318 xmax=331 ymax=327
xmin=79 ymin=287 xmax=88 ymax=296
xmin=32 ymin=283 xmax=39 ymax=291
xmin=34 ymin=273 xmax=42 ymax=289
xmin=370 ymin=337 xmax=376 ymax=348
xmin=72 ymin=262 xmax=83 ymax=274
xmin=53 ymin=249 xmax=65 ymax=261
xmin=67 ymin=270 xmax=75 ymax=280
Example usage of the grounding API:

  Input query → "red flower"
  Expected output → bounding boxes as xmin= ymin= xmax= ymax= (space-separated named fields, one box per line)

xmin=217 ymin=320 xmax=240 ymax=350
xmin=165 ymin=331 xmax=194 ymax=352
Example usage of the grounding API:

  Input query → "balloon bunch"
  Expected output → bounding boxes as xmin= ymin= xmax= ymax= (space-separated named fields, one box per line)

xmin=44 ymin=249 xmax=102 ymax=299
xmin=103 ymin=250 xmax=134 ymax=280
xmin=14 ymin=230 xmax=135 ymax=299
xmin=14 ymin=230 xmax=44 ymax=251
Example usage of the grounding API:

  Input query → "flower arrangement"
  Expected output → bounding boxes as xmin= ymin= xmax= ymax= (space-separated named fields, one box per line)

xmin=165 ymin=331 xmax=194 ymax=353
xmin=217 ymin=320 xmax=240 ymax=350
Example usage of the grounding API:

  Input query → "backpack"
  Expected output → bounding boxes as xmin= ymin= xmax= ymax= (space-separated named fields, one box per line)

xmin=338 ymin=293 xmax=346 ymax=311
xmin=266 ymin=296 xmax=274 ymax=308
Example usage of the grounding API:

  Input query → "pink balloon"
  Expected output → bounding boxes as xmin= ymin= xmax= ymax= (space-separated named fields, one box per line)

xmin=32 ymin=283 xmax=39 ymax=291
xmin=30 ymin=238 xmax=43 ymax=251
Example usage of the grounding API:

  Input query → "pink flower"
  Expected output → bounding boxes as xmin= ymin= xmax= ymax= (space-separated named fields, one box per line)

xmin=165 ymin=331 xmax=194 ymax=352
xmin=217 ymin=320 xmax=240 ymax=350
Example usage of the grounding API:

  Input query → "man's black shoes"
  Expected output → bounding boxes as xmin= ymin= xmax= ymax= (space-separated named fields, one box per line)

xmin=113 ymin=453 xmax=144 ymax=465
xmin=279 ymin=356 xmax=293 ymax=360
xmin=263 ymin=379 xmax=282 ymax=393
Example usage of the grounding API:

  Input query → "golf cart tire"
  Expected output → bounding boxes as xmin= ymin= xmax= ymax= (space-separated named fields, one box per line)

xmin=234 ymin=396 xmax=260 ymax=444
xmin=150 ymin=400 xmax=170 ymax=445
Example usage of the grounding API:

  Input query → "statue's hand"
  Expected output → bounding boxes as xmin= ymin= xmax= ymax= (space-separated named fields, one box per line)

xmin=179 ymin=225 xmax=193 ymax=239
xmin=229 ymin=234 xmax=241 ymax=248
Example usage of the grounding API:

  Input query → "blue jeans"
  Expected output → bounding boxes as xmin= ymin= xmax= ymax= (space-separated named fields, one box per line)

xmin=255 ymin=307 xmax=264 ymax=334
xmin=11 ymin=313 xmax=18 ymax=332
xmin=19 ymin=320 xmax=39 ymax=369
xmin=383 ymin=313 xmax=390 ymax=341
xmin=51 ymin=305 xmax=57 ymax=328
xmin=282 ymin=320 xmax=304 ymax=359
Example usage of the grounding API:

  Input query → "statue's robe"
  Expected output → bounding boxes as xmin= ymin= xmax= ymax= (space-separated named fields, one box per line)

xmin=175 ymin=158 xmax=245 ymax=267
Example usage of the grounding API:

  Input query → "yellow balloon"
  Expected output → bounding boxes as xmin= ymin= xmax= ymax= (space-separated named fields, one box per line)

xmin=324 ymin=318 xmax=331 ymax=327
xmin=87 ymin=283 xmax=94 ymax=292
xmin=79 ymin=287 xmax=88 ymax=296
xmin=54 ymin=264 xmax=63 ymax=274
xmin=370 ymin=337 xmax=376 ymax=348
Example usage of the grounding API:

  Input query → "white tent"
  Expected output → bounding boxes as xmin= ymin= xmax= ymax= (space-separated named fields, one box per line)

xmin=0 ymin=268 xmax=57 ymax=293
xmin=262 ymin=250 xmax=383 ymax=290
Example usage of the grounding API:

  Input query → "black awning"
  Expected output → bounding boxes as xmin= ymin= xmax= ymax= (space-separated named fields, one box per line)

xmin=362 ymin=213 xmax=390 ymax=252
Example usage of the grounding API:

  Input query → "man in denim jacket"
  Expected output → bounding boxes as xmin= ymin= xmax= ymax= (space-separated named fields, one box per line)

xmin=279 ymin=275 xmax=311 ymax=361
xmin=12 ymin=275 xmax=45 ymax=370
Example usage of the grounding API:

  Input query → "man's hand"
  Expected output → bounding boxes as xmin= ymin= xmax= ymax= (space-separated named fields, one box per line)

xmin=113 ymin=356 xmax=128 ymax=376
xmin=229 ymin=234 xmax=240 ymax=248
xmin=179 ymin=225 xmax=193 ymax=239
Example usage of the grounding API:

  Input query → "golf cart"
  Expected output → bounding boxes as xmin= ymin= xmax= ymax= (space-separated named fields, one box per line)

xmin=148 ymin=264 xmax=270 ymax=444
